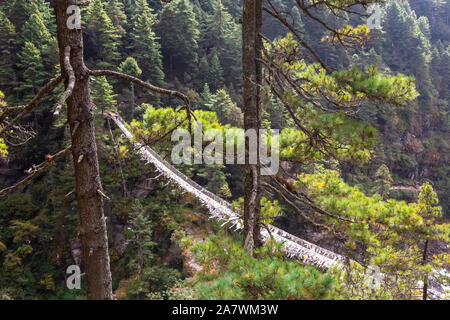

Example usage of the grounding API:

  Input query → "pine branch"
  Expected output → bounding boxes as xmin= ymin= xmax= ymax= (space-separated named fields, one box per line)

xmin=54 ymin=46 xmax=76 ymax=116
xmin=267 ymin=175 xmax=356 ymax=223
xmin=262 ymin=181 xmax=329 ymax=229
xmin=263 ymin=2 xmax=331 ymax=72
xmin=0 ymin=75 xmax=63 ymax=138
xmin=0 ymin=146 xmax=72 ymax=198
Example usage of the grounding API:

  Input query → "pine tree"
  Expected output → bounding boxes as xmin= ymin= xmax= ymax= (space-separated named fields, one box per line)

xmin=15 ymin=41 xmax=48 ymax=100
xmin=128 ymin=0 xmax=164 ymax=85
xmin=441 ymin=46 xmax=450 ymax=101
xmin=200 ymin=0 xmax=241 ymax=85
xmin=373 ymin=164 xmax=393 ymax=199
xmin=119 ymin=57 xmax=142 ymax=111
xmin=382 ymin=0 xmax=432 ymax=87
xmin=211 ymin=88 xmax=243 ymax=127
xmin=34 ymin=0 xmax=56 ymax=34
xmin=7 ymin=0 xmax=36 ymax=32
xmin=128 ymin=200 xmax=154 ymax=274
xmin=0 ymin=13 xmax=18 ymax=98
xmin=200 ymin=83 xmax=213 ymax=110
xmin=156 ymin=0 xmax=200 ymax=80
xmin=105 ymin=0 xmax=127 ymax=38
xmin=206 ymin=51 xmax=224 ymax=91
xmin=20 ymin=13 xmax=51 ymax=47
xmin=196 ymin=164 xmax=230 ymax=196
xmin=19 ymin=9 xmax=58 ymax=79
xmin=85 ymin=0 xmax=121 ymax=68
xmin=416 ymin=183 xmax=443 ymax=300
xmin=91 ymin=76 xmax=117 ymax=115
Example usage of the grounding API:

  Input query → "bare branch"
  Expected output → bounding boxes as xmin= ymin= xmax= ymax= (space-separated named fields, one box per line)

xmin=0 ymin=106 xmax=25 ymax=124
xmin=0 ymin=76 xmax=63 ymax=138
xmin=72 ymin=0 xmax=92 ymax=5
xmin=89 ymin=68 xmax=195 ymax=132
xmin=54 ymin=46 xmax=76 ymax=116
xmin=88 ymin=69 xmax=189 ymax=105
xmin=0 ymin=146 xmax=72 ymax=198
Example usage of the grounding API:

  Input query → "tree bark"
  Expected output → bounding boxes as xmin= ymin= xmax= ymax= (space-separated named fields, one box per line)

xmin=54 ymin=1 xmax=113 ymax=300
xmin=422 ymin=239 xmax=429 ymax=300
xmin=130 ymin=82 xmax=135 ymax=112
xmin=242 ymin=0 xmax=263 ymax=254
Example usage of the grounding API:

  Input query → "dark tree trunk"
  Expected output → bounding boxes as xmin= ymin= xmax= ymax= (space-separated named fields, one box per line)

xmin=54 ymin=1 xmax=113 ymax=300
xmin=242 ymin=0 xmax=263 ymax=254
xmin=130 ymin=82 xmax=135 ymax=111
xmin=422 ymin=239 xmax=429 ymax=300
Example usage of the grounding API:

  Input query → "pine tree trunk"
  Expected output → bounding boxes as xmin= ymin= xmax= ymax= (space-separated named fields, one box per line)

xmin=130 ymin=82 xmax=135 ymax=112
xmin=422 ymin=239 xmax=429 ymax=300
xmin=242 ymin=0 xmax=263 ymax=254
xmin=54 ymin=0 xmax=113 ymax=300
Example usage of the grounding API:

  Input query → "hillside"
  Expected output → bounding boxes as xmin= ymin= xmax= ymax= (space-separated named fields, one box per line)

xmin=0 ymin=0 xmax=448 ymax=301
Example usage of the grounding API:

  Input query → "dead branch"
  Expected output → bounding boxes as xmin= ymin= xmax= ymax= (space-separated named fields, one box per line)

xmin=89 ymin=68 xmax=194 ymax=132
xmin=0 ymin=75 xmax=63 ymax=138
xmin=0 ymin=146 xmax=72 ymax=198
xmin=54 ymin=46 xmax=76 ymax=116
xmin=3 ymin=121 xmax=36 ymax=146
xmin=0 ymin=106 xmax=25 ymax=124
xmin=88 ymin=69 xmax=189 ymax=105
xmin=74 ymin=0 xmax=92 ymax=5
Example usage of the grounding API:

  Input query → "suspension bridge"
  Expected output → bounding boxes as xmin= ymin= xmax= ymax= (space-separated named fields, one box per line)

xmin=107 ymin=112 xmax=448 ymax=299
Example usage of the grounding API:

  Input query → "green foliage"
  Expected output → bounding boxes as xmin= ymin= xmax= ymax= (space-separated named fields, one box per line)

xmin=126 ymin=265 xmax=182 ymax=300
xmin=128 ymin=0 xmax=164 ymax=85
xmin=157 ymin=0 xmax=200 ymax=78
xmin=296 ymin=168 xmax=449 ymax=298
xmin=0 ymin=0 xmax=449 ymax=300
xmin=233 ymin=197 xmax=282 ymax=226
xmin=21 ymin=13 xmax=51 ymax=47
xmin=15 ymin=41 xmax=49 ymax=99
xmin=198 ymin=51 xmax=224 ymax=91
xmin=91 ymin=76 xmax=117 ymax=114
xmin=210 ymin=88 xmax=243 ymax=127
xmin=105 ymin=0 xmax=128 ymax=38
xmin=0 ymin=91 xmax=8 ymax=157
xmin=372 ymin=164 xmax=393 ymax=199
xmin=127 ymin=200 xmax=155 ymax=274
xmin=188 ymin=233 xmax=336 ymax=299
xmin=0 ymin=13 xmax=17 ymax=96
xmin=85 ymin=0 xmax=121 ymax=68
xmin=119 ymin=57 xmax=142 ymax=77
xmin=199 ymin=0 xmax=242 ymax=85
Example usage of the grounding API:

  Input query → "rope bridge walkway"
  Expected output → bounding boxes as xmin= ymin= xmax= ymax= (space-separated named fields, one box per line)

xmin=107 ymin=112 xmax=343 ymax=269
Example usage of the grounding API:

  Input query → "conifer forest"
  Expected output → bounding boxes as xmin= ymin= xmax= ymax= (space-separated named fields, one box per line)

xmin=0 ymin=0 xmax=449 ymax=302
